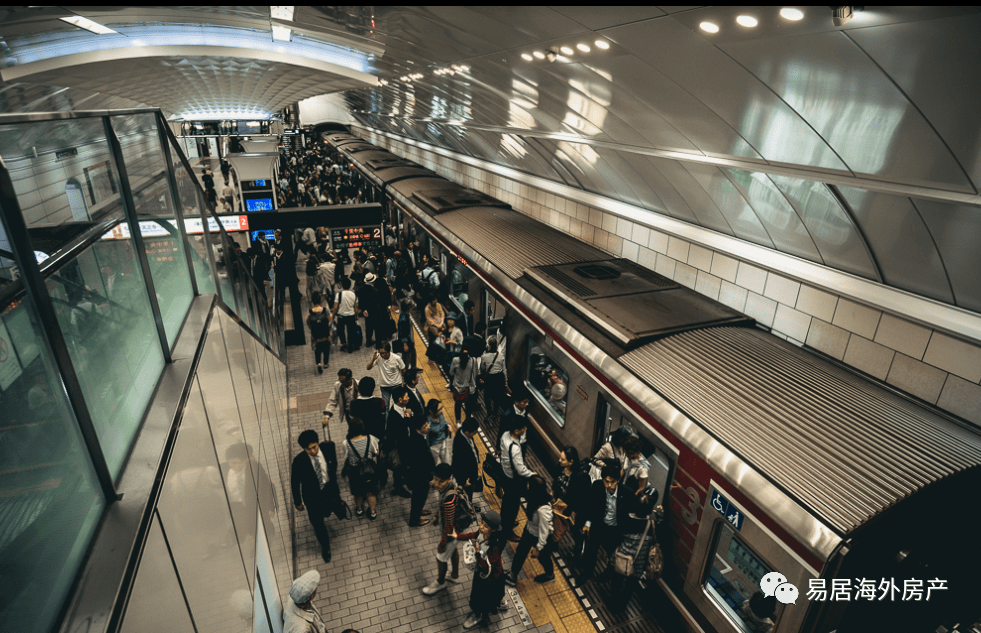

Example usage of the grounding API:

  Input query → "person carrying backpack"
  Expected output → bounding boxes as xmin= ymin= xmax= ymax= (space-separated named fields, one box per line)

xmin=422 ymin=463 xmax=478 ymax=596
xmin=307 ymin=291 xmax=332 ymax=374
xmin=338 ymin=418 xmax=380 ymax=520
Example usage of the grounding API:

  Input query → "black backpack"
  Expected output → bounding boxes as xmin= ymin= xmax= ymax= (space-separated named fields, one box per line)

xmin=308 ymin=309 xmax=331 ymax=339
xmin=446 ymin=487 xmax=478 ymax=532
xmin=347 ymin=439 xmax=377 ymax=487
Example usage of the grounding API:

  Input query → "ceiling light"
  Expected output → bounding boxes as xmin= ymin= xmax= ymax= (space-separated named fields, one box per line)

xmin=269 ymin=6 xmax=294 ymax=21
xmin=594 ymin=40 xmax=609 ymax=50
xmin=271 ymin=25 xmax=292 ymax=41
xmin=560 ymin=46 xmax=574 ymax=55
xmin=736 ymin=15 xmax=759 ymax=27
xmin=60 ymin=15 xmax=117 ymax=35
xmin=700 ymin=21 xmax=720 ymax=33
xmin=831 ymin=6 xmax=855 ymax=26
xmin=521 ymin=53 xmax=533 ymax=61
xmin=576 ymin=43 xmax=590 ymax=52
xmin=780 ymin=7 xmax=804 ymax=20
xmin=533 ymin=51 xmax=545 ymax=59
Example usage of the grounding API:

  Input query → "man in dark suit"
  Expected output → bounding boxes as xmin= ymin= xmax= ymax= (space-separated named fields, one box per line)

xmin=452 ymin=418 xmax=480 ymax=502
xmin=386 ymin=386 xmax=414 ymax=498
xmin=291 ymin=430 xmax=339 ymax=563
xmin=580 ymin=462 xmax=633 ymax=581
xmin=462 ymin=300 xmax=476 ymax=337
xmin=404 ymin=369 xmax=426 ymax=420
xmin=402 ymin=414 xmax=436 ymax=526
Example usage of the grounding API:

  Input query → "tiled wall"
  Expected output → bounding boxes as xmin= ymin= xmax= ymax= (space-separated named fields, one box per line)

xmin=357 ymin=128 xmax=981 ymax=428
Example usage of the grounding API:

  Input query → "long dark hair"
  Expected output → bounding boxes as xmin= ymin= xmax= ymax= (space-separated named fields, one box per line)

xmin=525 ymin=475 xmax=551 ymax=517
xmin=561 ymin=445 xmax=581 ymax=474
xmin=457 ymin=349 xmax=471 ymax=372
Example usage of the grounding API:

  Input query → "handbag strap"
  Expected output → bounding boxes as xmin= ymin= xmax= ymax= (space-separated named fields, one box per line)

xmin=632 ymin=519 xmax=653 ymax=565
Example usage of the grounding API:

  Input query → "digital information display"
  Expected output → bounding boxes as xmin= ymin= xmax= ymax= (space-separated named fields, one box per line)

xmin=246 ymin=198 xmax=274 ymax=212
xmin=251 ymin=229 xmax=276 ymax=242
xmin=331 ymin=226 xmax=382 ymax=250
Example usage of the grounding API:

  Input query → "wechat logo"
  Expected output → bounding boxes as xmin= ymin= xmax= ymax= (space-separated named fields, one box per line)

xmin=760 ymin=572 xmax=799 ymax=605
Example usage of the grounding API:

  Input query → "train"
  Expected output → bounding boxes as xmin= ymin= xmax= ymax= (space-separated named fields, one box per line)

xmin=322 ymin=131 xmax=981 ymax=633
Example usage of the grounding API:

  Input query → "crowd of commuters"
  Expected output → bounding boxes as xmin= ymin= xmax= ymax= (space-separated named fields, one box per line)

xmin=275 ymin=146 xmax=366 ymax=208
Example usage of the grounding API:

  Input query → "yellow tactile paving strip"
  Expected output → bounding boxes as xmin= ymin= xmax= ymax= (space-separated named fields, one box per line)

xmin=400 ymin=307 xmax=589 ymax=633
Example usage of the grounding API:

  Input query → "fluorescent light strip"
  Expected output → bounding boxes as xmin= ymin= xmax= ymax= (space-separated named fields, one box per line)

xmin=60 ymin=15 xmax=117 ymax=35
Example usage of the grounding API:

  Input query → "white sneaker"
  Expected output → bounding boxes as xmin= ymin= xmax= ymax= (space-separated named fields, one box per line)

xmin=422 ymin=579 xmax=447 ymax=595
xmin=463 ymin=613 xmax=485 ymax=629
xmin=498 ymin=598 xmax=510 ymax=613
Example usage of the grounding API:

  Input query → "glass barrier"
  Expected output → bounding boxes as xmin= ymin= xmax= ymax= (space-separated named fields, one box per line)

xmin=111 ymin=113 xmax=194 ymax=347
xmin=45 ymin=234 xmax=165 ymax=478
xmin=167 ymin=140 xmax=216 ymax=295
xmin=0 ymin=294 xmax=106 ymax=633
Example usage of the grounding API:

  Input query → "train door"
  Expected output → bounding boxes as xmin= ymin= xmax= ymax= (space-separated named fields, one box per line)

xmin=686 ymin=481 xmax=815 ymax=633
xmin=483 ymin=289 xmax=507 ymax=340
xmin=595 ymin=396 xmax=674 ymax=508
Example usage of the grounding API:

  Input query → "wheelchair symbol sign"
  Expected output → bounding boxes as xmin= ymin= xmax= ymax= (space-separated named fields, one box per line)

xmin=710 ymin=490 xmax=743 ymax=531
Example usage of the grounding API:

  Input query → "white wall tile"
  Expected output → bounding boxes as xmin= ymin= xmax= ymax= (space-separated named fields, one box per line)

xmin=805 ymin=319 xmax=850 ymax=360
xmin=795 ymin=285 xmax=837 ymax=323
xmin=655 ymin=254 xmax=676 ymax=279
xmin=581 ymin=224 xmax=595 ymax=243
xmin=937 ymin=375 xmax=981 ymax=427
xmin=675 ymin=262 xmax=697 ymax=288
xmin=843 ymin=335 xmax=895 ymax=381
xmin=667 ymin=236 xmax=690 ymax=263
xmin=874 ymin=314 xmax=932 ymax=360
xmin=593 ymin=228 xmax=609 ymax=249
xmin=718 ymin=281 xmax=748 ymax=313
xmin=763 ymin=274 xmax=801 ymax=307
xmin=922 ymin=332 xmax=981 ymax=383
xmin=556 ymin=213 xmax=571 ymax=232
xmin=695 ymin=271 xmax=722 ymax=300
xmin=735 ymin=262 xmax=767 ymax=295
xmin=649 ymin=230 xmax=669 ymax=254
xmin=710 ymin=253 xmax=739 ymax=284
xmin=638 ymin=246 xmax=658 ymax=271
xmin=886 ymin=353 xmax=947 ymax=404
xmin=744 ymin=292 xmax=777 ymax=327
xmin=546 ymin=193 xmax=556 ymax=209
xmin=632 ymin=223 xmax=650 ymax=247
xmin=576 ymin=203 xmax=590 ymax=222
xmin=832 ymin=298 xmax=881 ymax=340
xmin=607 ymin=234 xmax=624 ymax=256
xmin=772 ymin=304 xmax=812 ymax=342
xmin=588 ymin=208 xmax=602 ymax=227
xmin=688 ymin=244 xmax=713 ymax=272
xmin=602 ymin=212 xmax=618 ymax=233
xmin=617 ymin=217 xmax=634 ymax=239
xmin=621 ymin=239 xmax=640 ymax=262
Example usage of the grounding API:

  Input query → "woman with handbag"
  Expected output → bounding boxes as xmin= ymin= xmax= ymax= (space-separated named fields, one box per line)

xmin=337 ymin=417 xmax=381 ymax=520
xmin=448 ymin=349 xmax=478 ymax=424
xmin=609 ymin=490 xmax=662 ymax=610
xmin=458 ymin=511 xmax=510 ymax=630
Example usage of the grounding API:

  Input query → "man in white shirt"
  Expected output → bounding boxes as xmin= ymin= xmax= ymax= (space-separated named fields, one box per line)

xmin=500 ymin=415 xmax=535 ymax=538
xmin=366 ymin=341 xmax=405 ymax=410
xmin=332 ymin=277 xmax=359 ymax=352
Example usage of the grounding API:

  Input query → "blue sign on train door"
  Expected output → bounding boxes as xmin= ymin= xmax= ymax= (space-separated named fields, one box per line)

xmin=711 ymin=490 xmax=743 ymax=531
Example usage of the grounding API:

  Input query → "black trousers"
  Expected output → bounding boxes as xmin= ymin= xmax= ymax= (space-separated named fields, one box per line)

xmin=337 ymin=315 xmax=357 ymax=350
xmin=512 ymin=529 xmax=557 ymax=577
xmin=306 ymin=485 xmax=335 ymax=553
xmin=409 ymin=478 xmax=430 ymax=525
xmin=314 ymin=340 xmax=330 ymax=366
xmin=581 ymin=523 xmax=622 ymax=579
xmin=500 ymin=475 xmax=526 ymax=533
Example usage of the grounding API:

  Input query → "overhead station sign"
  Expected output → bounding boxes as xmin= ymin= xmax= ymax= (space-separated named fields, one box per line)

xmin=101 ymin=215 xmax=250 ymax=240
xmin=331 ymin=225 xmax=381 ymax=250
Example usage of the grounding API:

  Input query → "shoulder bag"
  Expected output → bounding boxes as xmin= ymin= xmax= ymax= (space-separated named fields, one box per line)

xmin=613 ymin=519 xmax=652 ymax=577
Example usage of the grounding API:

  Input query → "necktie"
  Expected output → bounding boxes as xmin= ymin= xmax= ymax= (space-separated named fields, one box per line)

xmin=313 ymin=453 xmax=326 ymax=488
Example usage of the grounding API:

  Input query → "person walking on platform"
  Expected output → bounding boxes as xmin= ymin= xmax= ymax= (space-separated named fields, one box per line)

xmin=553 ymin=446 xmax=591 ymax=556
xmin=404 ymin=369 xmax=426 ymax=420
xmin=479 ymin=336 xmax=507 ymax=424
xmin=306 ymin=291 xmax=332 ymax=374
xmin=284 ymin=570 xmax=326 ymax=633
xmin=499 ymin=415 xmax=535 ymax=540
xmin=386 ymin=386 xmax=415 ymax=498
xmin=323 ymin=368 xmax=356 ymax=429
xmin=397 ymin=300 xmax=417 ymax=371
xmin=452 ymin=418 xmax=480 ymax=503
xmin=448 ymin=348 xmax=478 ymax=425
xmin=332 ymin=277 xmax=359 ymax=353
xmin=505 ymin=475 xmax=556 ymax=586
xmin=366 ymin=341 xmax=405 ymax=411
xmin=609 ymin=490 xmax=661 ymax=610
xmin=580 ymin=462 xmax=631 ymax=582
xmin=422 ymin=463 xmax=463 ymax=595
xmin=350 ymin=377 xmax=386 ymax=446
xmin=459 ymin=511 xmax=509 ymax=630
xmin=291 ymin=430 xmax=339 ymax=563
xmin=337 ymin=418 xmax=381 ymax=521
xmin=403 ymin=414 xmax=436 ymax=527
xmin=425 ymin=399 xmax=453 ymax=466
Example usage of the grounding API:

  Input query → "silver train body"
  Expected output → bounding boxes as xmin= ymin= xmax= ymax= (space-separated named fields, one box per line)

xmin=325 ymin=132 xmax=981 ymax=633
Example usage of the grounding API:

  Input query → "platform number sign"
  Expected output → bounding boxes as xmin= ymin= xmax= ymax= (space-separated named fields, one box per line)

xmin=710 ymin=490 xmax=744 ymax=531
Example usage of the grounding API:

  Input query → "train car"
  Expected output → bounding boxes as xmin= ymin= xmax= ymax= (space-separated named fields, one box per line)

xmin=329 ymin=134 xmax=981 ymax=633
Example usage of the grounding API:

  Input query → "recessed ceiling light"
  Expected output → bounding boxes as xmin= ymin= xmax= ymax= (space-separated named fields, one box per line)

xmin=60 ymin=15 xmax=117 ymax=35
xmin=576 ymin=43 xmax=590 ymax=52
xmin=594 ymin=40 xmax=609 ymax=50
xmin=736 ymin=15 xmax=759 ymax=27
xmin=780 ymin=8 xmax=804 ymax=20
xmin=533 ymin=51 xmax=545 ymax=59
xmin=699 ymin=21 xmax=720 ymax=33
xmin=560 ymin=46 xmax=574 ymax=55
xmin=269 ymin=6 xmax=295 ymax=21
xmin=272 ymin=25 xmax=292 ymax=41
xmin=521 ymin=53 xmax=533 ymax=61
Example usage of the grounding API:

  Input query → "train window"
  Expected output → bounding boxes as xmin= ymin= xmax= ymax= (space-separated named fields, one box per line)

xmin=705 ymin=524 xmax=784 ymax=633
xmin=597 ymin=401 xmax=671 ymax=501
xmin=449 ymin=260 xmax=473 ymax=312
xmin=526 ymin=339 xmax=569 ymax=425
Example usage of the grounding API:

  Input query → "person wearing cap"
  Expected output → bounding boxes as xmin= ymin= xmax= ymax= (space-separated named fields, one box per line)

xmin=366 ymin=341 xmax=405 ymax=411
xmin=284 ymin=570 xmax=327 ymax=633
xmin=458 ymin=511 xmax=510 ymax=629
xmin=357 ymin=272 xmax=379 ymax=346
xmin=421 ymin=463 xmax=462 ymax=595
